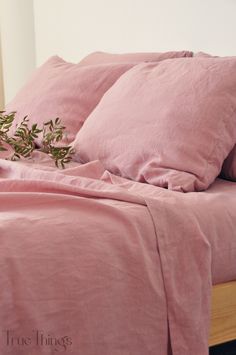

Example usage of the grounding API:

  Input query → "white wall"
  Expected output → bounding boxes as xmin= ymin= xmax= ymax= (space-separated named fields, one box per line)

xmin=0 ymin=0 xmax=36 ymax=104
xmin=0 ymin=34 xmax=4 ymax=109
xmin=1 ymin=0 xmax=236 ymax=103
xmin=34 ymin=0 xmax=236 ymax=66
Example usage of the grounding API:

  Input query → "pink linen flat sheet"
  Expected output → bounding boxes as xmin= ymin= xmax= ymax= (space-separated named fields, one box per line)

xmin=0 ymin=153 xmax=235 ymax=355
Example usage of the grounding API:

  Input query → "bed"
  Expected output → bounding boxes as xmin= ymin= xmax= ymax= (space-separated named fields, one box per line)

xmin=1 ymin=50 xmax=236 ymax=355
xmin=0 ymin=154 xmax=235 ymax=355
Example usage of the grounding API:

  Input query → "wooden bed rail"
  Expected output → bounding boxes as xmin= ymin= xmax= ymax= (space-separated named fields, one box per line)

xmin=209 ymin=281 xmax=236 ymax=346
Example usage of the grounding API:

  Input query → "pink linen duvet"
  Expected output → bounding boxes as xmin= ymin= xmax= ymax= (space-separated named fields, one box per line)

xmin=0 ymin=154 xmax=236 ymax=355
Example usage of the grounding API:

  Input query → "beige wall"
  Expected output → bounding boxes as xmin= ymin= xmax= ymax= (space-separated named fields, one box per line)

xmin=0 ymin=0 xmax=36 ymax=104
xmin=1 ymin=0 xmax=236 ymax=103
xmin=0 ymin=34 xmax=4 ymax=109
xmin=34 ymin=0 xmax=236 ymax=66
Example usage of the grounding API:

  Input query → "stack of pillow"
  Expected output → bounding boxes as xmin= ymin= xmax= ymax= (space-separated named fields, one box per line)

xmin=5 ymin=50 xmax=236 ymax=192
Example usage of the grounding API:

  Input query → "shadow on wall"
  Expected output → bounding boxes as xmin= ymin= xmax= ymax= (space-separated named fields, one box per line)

xmin=0 ymin=36 xmax=5 ymax=110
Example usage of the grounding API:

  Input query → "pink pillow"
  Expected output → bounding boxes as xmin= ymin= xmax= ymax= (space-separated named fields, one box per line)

xmin=73 ymin=57 xmax=236 ymax=192
xmin=79 ymin=50 xmax=193 ymax=65
xmin=195 ymin=52 xmax=236 ymax=181
xmin=194 ymin=52 xmax=217 ymax=57
xmin=5 ymin=56 xmax=137 ymax=144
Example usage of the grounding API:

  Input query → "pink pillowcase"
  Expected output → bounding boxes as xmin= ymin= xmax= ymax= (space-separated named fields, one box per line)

xmin=194 ymin=52 xmax=217 ymax=58
xmin=73 ymin=57 xmax=236 ymax=192
xmin=5 ymin=56 xmax=137 ymax=144
xmin=195 ymin=52 xmax=236 ymax=181
xmin=79 ymin=50 xmax=193 ymax=65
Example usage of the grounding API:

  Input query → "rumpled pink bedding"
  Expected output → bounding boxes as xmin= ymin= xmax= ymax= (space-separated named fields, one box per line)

xmin=0 ymin=153 xmax=235 ymax=355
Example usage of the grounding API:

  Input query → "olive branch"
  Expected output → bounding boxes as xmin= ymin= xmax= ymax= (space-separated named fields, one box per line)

xmin=0 ymin=111 xmax=74 ymax=168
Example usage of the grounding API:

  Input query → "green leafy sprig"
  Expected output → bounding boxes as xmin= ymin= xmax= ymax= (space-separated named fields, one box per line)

xmin=0 ymin=111 xmax=15 ymax=151
xmin=41 ymin=118 xmax=74 ymax=168
xmin=0 ymin=111 xmax=74 ymax=168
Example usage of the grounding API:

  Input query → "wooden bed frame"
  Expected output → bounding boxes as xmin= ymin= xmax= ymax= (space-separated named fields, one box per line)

xmin=209 ymin=281 xmax=236 ymax=346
